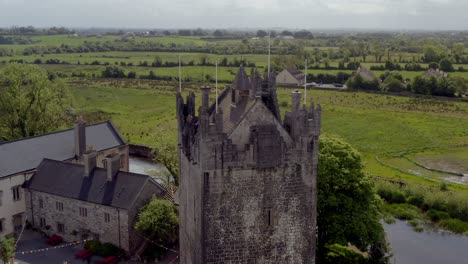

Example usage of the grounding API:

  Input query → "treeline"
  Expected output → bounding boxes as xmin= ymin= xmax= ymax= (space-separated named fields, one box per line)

xmin=346 ymin=70 xmax=467 ymax=97
xmin=9 ymin=38 xmax=302 ymax=57
xmin=0 ymin=26 xmax=74 ymax=35
xmin=4 ymin=56 xmax=256 ymax=68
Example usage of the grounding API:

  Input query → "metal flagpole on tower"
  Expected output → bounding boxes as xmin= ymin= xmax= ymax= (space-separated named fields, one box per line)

xmin=304 ymin=59 xmax=307 ymax=106
xmin=179 ymin=55 xmax=182 ymax=93
xmin=267 ymin=31 xmax=271 ymax=78
xmin=215 ymin=60 xmax=218 ymax=113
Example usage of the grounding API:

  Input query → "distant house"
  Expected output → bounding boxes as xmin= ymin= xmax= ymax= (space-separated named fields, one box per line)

xmin=276 ymin=67 xmax=305 ymax=86
xmin=355 ymin=67 xmax=378 ymax=81
xmin=277 ymin=35 xmax=294 ymax=40
xmin=23 ymin=155 xmax=167 ymax=254
xmin=0 ymin=120 xmax=128 ymax=238
xmin=423 ymin=68 xmax=447 ymax=78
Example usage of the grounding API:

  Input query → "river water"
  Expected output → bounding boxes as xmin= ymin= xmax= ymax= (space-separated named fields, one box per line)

xmin=129 ymin=156 xmax=165 ymax=175
xmin=384 ymin=220 xmax=468 ymax=264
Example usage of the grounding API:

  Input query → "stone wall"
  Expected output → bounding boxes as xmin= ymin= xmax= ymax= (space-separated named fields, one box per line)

xmin=129 ymin=144 xmax=156 ymax=159
xmin=203 ymin=164 xmax=314 ymax=264
xmin=28 ymin=191 xmax=130 ymax=251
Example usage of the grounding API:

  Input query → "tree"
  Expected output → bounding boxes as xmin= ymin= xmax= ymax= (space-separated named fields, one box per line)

xmin=382 ymin=75 xmax=406 ymax=92
xmin=256 ymin=30 xmax=268 ymax=38
xmin=423 ymin=45 xmax=443 ymax=63
xmin=101 ymin=66 xmax=126 ymax=78
xmin=293 ymin=30 xmax=314 ymax=39
xmin=411 ymin=76 xmax=429 ymax=95
xmin=439 ymin=58 xmax=454 ymax=72
xmin=0 ymin=64 xmax=72 ymax=141
xmin=452 ymin=43 xmax=465 ymax=63
xmin=151 ymin=127 xmax=179 ymax=186
xmin=135 ymin=197 xmax=178 ymax=244
xmin=213 ymin=29 xmax=224 ymax=37
xmin=0 ymin=237 xmax=15 ymax=264
xmin=317 ymin=135 xmax=386 ymax=263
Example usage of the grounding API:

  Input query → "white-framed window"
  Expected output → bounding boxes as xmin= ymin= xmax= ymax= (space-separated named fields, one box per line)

xmin=12 ymin=186 xmax=21 ymax=201
xmin=56 ymin=202 xmax=63 ymax=211
xmin=79 ymin=207 xmax=87 ymax=217
xmin=104 ymin=213 xmax=110 ymax=223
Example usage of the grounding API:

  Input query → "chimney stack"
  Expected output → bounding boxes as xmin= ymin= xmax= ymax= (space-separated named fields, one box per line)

xmin=200 ymin=86 xmax=211 ymax=109
xmin=291 ymin=90 xmax=302 ymax=113
xmin=105 ymin=154 xmax=121 ymax=181
xmin=83 ymin=148 xmax=97 ymax=177
xmin=74 ymin=117 xmax=86 ymax=158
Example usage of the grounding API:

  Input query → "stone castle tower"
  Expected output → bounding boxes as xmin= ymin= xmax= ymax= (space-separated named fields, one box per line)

xmin=176 ymin=65 xmax=321 ymax=264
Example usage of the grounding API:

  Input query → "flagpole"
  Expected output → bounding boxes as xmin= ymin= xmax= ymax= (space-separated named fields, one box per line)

xmin=215 ymin=60 xmax=218 ymax=113
xmin=267 ymin=30 xmax=271 ymax=78
xmin=179 ymin=55 xmax=182 ymax=93
xmin=304 ymin=59 xmax=307 ymax=106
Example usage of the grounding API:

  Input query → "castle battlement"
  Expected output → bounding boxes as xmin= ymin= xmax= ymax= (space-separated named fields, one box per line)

xmin=177 ymin=66 xmax=320 ymax=264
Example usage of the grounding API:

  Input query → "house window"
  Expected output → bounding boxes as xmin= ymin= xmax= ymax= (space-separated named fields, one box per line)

xmin=56 ymin=202 xmax=63 ymax=211
xmin=0 ymin=218 xmax=4 ymax=233
xmin=79 ymin=207 xmax=88 ymax=217
xmin=104 ymin=213 xmax=110 ymax=223
xmin=39 ymin=198 xmax=44 ymax=209
xmin=12 ymin=186 xmax=21 ymax=201
xmin=40 ymin=218 xmax=46 ymax=228
xmin=102 ymin=159 xmax=107 ymax=168
xmin=57 ymin=222 xmax=65 ymax=234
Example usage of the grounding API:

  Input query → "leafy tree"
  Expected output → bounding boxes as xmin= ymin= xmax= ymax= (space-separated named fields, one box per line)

xmin=280 ymin=30 xmax=293 ymax=36
xmin=127 ymin=71 xmax=137 ymax=79
xmin=434 ymin=77 xmax=457 ymax=97
xmin=293 ymin=30 xmax=314 ymax=39
xmin=452 ymin=43 xmax=465 ymax=63
xmin=325 ymin=244 xmax=368 ymax=264
xmin=411 ymin=76 xmax=429 ymax=94
xmin=192 ymin=28 xmax=206 ymax=36
xmin=101 ymin=66 xmax=126 ymax=78
xmin=0 ymin=64 xmax=72 ymax=140
xmin=423 ymin=45 xmax=443 ymax=63
xmin=439 ymin=58 xmax=454 ymax=72
xmin=382 ymin=75 xmax=406 ymax=92
xmin=135 ymin=197 xmax=178 ymax=244
xmin=213 ymin=29 xmax=224 ymax=37
xmin=256 ymin=30 xmax=268 ymax=38
xmin=317 ymin=135 xmax=386 ymax=263
xmin=0 ymin=237 xmax=15 ymax=264
xmin=151 ymin=127 xmax=179 ymax=186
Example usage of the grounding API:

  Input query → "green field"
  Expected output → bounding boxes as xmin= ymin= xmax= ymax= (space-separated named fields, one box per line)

xmin=69 ymin=79 xmax=468 ymax=192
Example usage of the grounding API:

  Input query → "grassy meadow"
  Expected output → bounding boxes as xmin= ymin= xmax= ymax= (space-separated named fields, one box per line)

xmin=69 ymin=79 xmax=468 ymax=193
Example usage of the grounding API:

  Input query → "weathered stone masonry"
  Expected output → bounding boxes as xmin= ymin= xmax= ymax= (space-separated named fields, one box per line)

xmin=177 ymin=66 xmax=321 ymax=264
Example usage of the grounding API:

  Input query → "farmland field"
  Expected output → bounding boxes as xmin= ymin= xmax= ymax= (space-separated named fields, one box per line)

xmin=68 ymin=79 xmax=468 ymax=193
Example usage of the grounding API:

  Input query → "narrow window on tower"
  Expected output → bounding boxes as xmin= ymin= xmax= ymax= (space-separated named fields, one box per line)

xmin=267 ymin=210 xmax=271 ymax=226
xmin=203 ymin=172 xmax=209 ymax=188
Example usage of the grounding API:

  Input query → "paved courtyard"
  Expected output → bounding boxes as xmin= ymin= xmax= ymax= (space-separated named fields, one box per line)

xmin=14 ymin=230 xmax=178 ymax=264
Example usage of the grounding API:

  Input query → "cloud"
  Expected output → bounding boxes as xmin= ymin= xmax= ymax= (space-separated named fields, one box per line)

xmin=0 ymin=0 xmax=466 ymax=29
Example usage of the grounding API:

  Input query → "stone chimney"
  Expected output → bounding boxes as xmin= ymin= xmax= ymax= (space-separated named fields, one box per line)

xmin=291 ymin=90 xmax=302 ymax=113
xmin=83 ymin=148 xmax=97 ymax=177
xmin=105 ymin=154 xmax=121 ymax=181
xmin=200 ymin=86 xmax=211 ymax=109
xmin=74 ymin=117 xmax=86 ymax=158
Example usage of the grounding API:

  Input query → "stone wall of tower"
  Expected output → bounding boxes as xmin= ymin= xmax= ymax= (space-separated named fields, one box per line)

xmin=203 ymin=162 xmax=315 ymax=264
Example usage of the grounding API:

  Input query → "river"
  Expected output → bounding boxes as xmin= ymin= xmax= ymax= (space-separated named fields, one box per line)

xmin=129 ymin=156 xmax=165 ymax=175
xmin=384 ymin=220 xmax=468 ymax=264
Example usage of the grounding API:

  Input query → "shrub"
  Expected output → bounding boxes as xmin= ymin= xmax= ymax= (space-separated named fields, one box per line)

xmin=100 ymin=242 xmax=120 ymax=257
xmin=407 ymin=195 xmax=424 ymax=208
xmin=438 ymin=219 xmax=468 ymax=234
xmin=84 ymin=240 xmax=101 ymax=254
xmin=280 ymin=101 xmax=288 ymax=107
xmin=426 ymin=209 xmax=450 ymax=222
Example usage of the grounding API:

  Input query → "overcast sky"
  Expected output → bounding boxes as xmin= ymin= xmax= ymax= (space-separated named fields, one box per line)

xmin=0 ymin=0 xmax=466 ymax=30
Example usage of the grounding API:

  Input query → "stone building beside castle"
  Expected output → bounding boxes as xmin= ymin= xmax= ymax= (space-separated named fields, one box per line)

xmin=177 ymin=66 xmax=321 ymax=263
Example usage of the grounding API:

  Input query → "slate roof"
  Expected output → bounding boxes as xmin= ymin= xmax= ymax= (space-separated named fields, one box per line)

xmin=0 ymin=121 xmax=126 ymax=178
xmin=208 ymin=86 xmax=257 ymax=135
xmin=423 ymin=68 xmax=447 ymax=78
xmin=231 ymin=65 xmax=251 ymax=90
xmin=286 ymin=67 xmax=305 ymax=81
xmin=24 ymin=159 xmax=164 ymax=209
